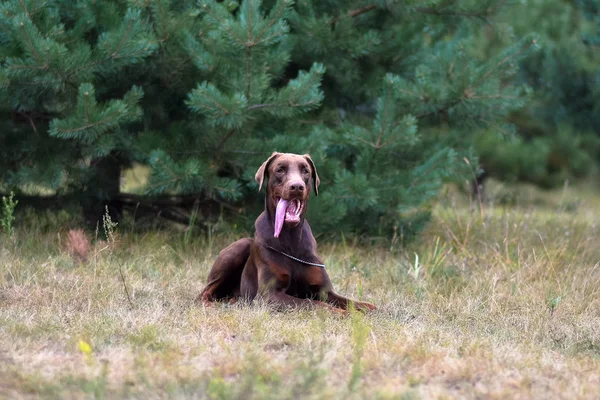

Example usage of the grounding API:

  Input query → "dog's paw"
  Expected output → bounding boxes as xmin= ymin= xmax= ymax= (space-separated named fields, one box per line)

xmin=354 ymin=301 xmax=377 ymax=312
xmin=194 ymin=292 xmax=215 ymax=306
xmin=330 ymin=307 xmax=349 ymax=316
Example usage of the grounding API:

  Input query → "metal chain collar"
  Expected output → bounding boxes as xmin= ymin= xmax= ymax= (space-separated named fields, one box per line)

xmin=263 ymin=244 xmax=326 ymax=268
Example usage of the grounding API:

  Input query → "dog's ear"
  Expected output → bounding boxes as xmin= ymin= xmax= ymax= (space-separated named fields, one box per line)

xmin=303 ymin=154 xmax=320 ymax=196
xmin=255 ymin=152 xmax=281 ymax=192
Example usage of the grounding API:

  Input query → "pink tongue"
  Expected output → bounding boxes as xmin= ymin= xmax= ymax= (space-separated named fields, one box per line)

xmin=274 ymin=199 xmax=288 ymax=238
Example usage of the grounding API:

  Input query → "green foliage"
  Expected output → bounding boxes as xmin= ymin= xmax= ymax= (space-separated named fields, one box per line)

xmin=147 ymin=149 xmax=242 ymax=200
xmin=476 ymin=126 xmax=599 ymax=188
xmin=0 ymin=0 xmax=549 ymax=237
xmin=102 ymin=205 xmax=118 ymax=244
xmin=50 ymin=84 xmax=143 ymax=144
xmin=473 ymin=0 xmax=600 ymax=186
xmin=1 ymin=191 xmax=18 ymax=237
xmin=0 ymin=1 xmax=155 ymax=195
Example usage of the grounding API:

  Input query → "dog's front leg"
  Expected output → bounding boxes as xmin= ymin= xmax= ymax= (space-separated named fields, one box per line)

xmin=325 ymin=290 xmax=376 ymax=312
xmin=265 ymin=289 xmax=346 ymax=313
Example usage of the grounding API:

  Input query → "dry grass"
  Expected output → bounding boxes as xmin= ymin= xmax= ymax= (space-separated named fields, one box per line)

xmin=65 ymin=229 xmax=92 ymax=264
xmin=1 ymin=180 xmax=599 ymax=399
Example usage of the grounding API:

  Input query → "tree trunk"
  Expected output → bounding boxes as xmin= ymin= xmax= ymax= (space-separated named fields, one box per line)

xmin=81 ymin=153 xmax=123 ymax=230
xmin=471 ymin=170 xmax=488 ymax=201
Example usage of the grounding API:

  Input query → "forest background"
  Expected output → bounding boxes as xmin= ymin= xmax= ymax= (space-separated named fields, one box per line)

xmin=1 ymin=0 xmax=599 ymax=237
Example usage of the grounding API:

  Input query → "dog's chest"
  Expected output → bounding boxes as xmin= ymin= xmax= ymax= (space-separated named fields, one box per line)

xmin=285 ymin=264 xmax=326 ymax=298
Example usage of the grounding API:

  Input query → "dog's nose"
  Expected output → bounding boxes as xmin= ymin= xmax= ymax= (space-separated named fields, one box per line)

xmin=289 ymin=181 xmax=305 ymax=193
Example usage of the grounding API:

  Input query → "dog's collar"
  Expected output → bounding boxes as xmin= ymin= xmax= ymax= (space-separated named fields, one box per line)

xmin=263 ymin=244 xmax=326 ymax=268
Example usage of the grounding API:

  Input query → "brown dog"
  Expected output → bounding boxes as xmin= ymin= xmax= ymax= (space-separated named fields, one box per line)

xmin=197 ymin=152 xmax=376 ymax=313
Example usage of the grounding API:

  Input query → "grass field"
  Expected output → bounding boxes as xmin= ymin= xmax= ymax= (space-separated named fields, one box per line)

xmin=1 ymin=180 xmax=600 ymax=399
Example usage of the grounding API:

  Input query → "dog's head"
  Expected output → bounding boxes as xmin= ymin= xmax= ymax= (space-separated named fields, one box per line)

xmin=255 ymin=152 xmax=320 ymax=237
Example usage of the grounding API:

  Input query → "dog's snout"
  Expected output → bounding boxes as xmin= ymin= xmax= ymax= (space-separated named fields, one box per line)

xmin=289 ymin=181 xmax=305 ymax=193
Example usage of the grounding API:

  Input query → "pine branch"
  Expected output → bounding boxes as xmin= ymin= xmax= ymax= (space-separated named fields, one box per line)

xmin=415 ymin=98 xmax=463 ymax=121
xmin=347 ymin=132 xmax=378 ymax=148
xmin=186 ymin=83 xmax=248 ymax=128
xmin=246 ymin=100 xmax=318 ymax=110
xmin=50 ymin=84 xmax=143 ymax=141
xmin=250 ymin=63 xmax=324 ymax=117
xmin=216 ymin=129 xmax=236 ymax=150
xmin=150 ymin=0 xmax=171 ymax=43
xmin=255 ymin=0 xmax=288 ymax=43
xmin=52 ymin=117 xmax=114 ymax=135
xmin=67 ymin=9 xmax=157 ymax=79
xmin=246 ymin=46 xmax=253 ymax=100
xmin=469 ymin=94 xmax=520 ymax=100
xmin=17 ymin=21 xmax=50 ymax=74
xmin=375 ymin=85 xmax=393 ymax=149
xmin=329 ymin=0 xmax=509 ymax=26
xmin=183 ymin=32 xmax=214 ymax=71
xmin=256 ymin=26 xmax=289 ymax=45
xmin=245 ymin=0 xmax=255 ymax=101
xmin=147 ymin=152 xmax=183 ymax=192
xmin=21 ymin=112 xmax=39 ymax=135
xmin=111 ymin=19 xmax=136 ymax=58
xmin=409 ymin=152 xmax=451 ymax=188
xmin=478 ymin=44 xmax=532 ymax=84
xmin=406 ymin=37 xmax=536 ymax=123
xmin=414 ymin=7 xmax=488 ymax=19
xmin=366 ymin=85 xmax=391 ymax=177
xmin=164 ymin=149 xmax=269 ymax=156
xmin=18 ymin=0 xmax=30 ymax=18
xmin=331 ymin=4 xmax=377 ymax=25
xmin=414 ymin=0 xmax=509 ymax=20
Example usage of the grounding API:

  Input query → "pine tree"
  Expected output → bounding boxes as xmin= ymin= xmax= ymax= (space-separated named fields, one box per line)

xmin=473 ymin=0 xmax=600 ymax=188
xmin=0 ymin=0 xmax=538 ymax=237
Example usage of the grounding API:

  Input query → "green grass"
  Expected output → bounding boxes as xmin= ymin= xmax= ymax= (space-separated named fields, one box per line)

xmin=1 ymin=179 xmax=600 ymax=399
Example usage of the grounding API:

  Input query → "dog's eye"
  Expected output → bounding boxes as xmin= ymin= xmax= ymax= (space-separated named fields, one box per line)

xmin=302 ymin=167 xmax=309 ymax=175
xmin=276 ymin=167 xmax=285 ymax=174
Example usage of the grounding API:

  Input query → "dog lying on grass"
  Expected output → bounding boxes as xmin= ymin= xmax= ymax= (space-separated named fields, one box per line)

xmin=197 ymin=152 xmax=376 ymax=313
